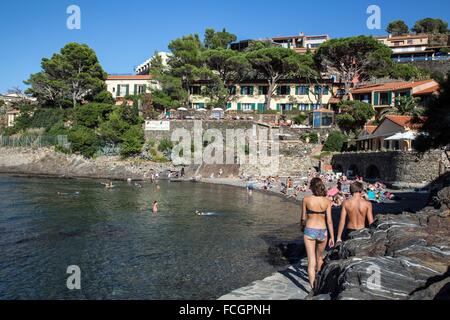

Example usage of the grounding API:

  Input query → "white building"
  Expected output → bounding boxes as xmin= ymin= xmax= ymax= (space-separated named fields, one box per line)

xmin=135 ymin=52 xmax=171 ymax=75
xmin=106 ymin=75 xmax=159 ymax=100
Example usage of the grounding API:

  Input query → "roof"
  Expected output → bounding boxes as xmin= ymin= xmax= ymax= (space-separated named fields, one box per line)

xmin=375 ymin=34 xmax=429 ymax=41
xmin=312 ymin=108 xmax=335 ymax=113
xmin=107 ymin=75 xmax=153 ymax=81
xmin=365 ymin=125 xmax=378 ymax=134
xmin=413 ymin=85 xmax=440 ymax=96
xmin=328 ymin=97 xmax=342 ymax=104
xmin=351 ymin=80 xmax=436 ymax=94
xmin=384 ymin=115 xmax=426 ymax=130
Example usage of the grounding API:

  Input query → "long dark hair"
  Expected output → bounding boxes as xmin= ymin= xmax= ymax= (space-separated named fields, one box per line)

xmin=310 ymin=178 xmax=327 ymax=197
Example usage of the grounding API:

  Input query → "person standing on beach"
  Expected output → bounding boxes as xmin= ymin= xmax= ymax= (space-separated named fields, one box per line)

xmin=301 ymin=178 xmax=335 ymax=290
xmin=336 ymin=182 xmax=374 ymax=243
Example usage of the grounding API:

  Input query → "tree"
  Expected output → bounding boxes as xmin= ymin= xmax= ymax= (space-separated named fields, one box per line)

xmin=315 ymin=36 xmax=392 ymax=97
xmin=415 ymin=73 xmax=450 ymax=152
xmin=323 ymin=131 xmax=347 ymax=152
xmin=412 ymin=18 xmax=449 ymax=34
xmin=246 ymin=47 xmax=312 ymax=112
xmin=380 ymin=96 xmax=424 ymax=119
xmin=336 ymin=100 xmax=375 ymax=133
xmin=390 ymin=64 xmax=430 ymax=81
xmin=120 ymin=125 xmax=145 ymax=157
xmin=25 ymin=43 xmax=107 ymax=108
xmin=204 ymin=28 xmax=237 ymax=49
xmin=386 ymin=20 xmax=409 ymax=36
xmin=203 ymin=49 xmax=250 ymax=107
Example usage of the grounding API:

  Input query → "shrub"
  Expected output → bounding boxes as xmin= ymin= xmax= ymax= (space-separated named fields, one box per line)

xmin=158 ymin=138 xmax=174 ymax=153
xmin=323 ymin=131 xmax=347 ymax=152
xmin=68 ymin=126 xmax=101 ymax=158
xmin=309 ymin=132 xmax=319 ymax=144
xmin=74 ymin=103 xmax=114 ymax=129
xmin=120 ymin=125 xmax=145 ymax=157
xmin=93 ymin=91 xmax=115 ymax=104
xmin=293 ymin=113 xmax=307 ymax=125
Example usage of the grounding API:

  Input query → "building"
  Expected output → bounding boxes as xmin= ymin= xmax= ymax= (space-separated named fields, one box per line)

xmin=189 ymin=79 xmax=343 ymax=112
xmin=1 ymin=93 xmax=37 ymax=128
xmin=231 ymin=33 xmax=330 ymax=54
xmin=375 ymin=34 xmax=450 ymax=63
xmin=351 ymin=79 xmax=439 ymax=112
xmin=357 ymin=115 xmax=426 ymax=151
xmin=106 ymin=75 xmax=159 ymax=101
xmin=135 ymin=52 xmax=170 ymax=75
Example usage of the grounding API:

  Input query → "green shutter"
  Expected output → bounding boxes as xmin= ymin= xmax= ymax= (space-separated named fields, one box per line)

xmin=387 ymin=92 xmax=393 ymax=105
xmin=249 ymin=86 xmax=254 ymax=95
xmin=276 ymin=87 xmax=281 ymax=95
xmin=237 ymin=103 xmax=242 ymax=111
xmin=324 ymin=86 xmax=329 ymax=95
xmin=125 ymin=85 xmax=130 ymax=96
xmin=305 ymin=86 xmax=310 ymax=95
xmin=117 ymin=85 xmax=121 ymax=97
xmin=240 ymin=87 xmax=244 ymax=95
xmin=295 ymin=86 xmax=300 ymax=95
xmin=276 ymin=104 xmax=281 ymax=111
xmin=286 ymin=86 xmax=291 ymax=95
xmin=373 ymin=92 xmax=379 ymax=106
xmin=257 ymin=103 xmax=265 ymax=113
xmin=134 ymin=84 xmax=137 ymax=95
xmin=251 ymin=103 xmax=256 ymax=111
xmin=226 ymin=103 xmax=232 ymax=109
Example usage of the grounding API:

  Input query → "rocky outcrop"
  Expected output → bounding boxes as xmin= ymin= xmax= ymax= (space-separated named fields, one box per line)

xmin=313 ymin=206 xmax=450 ymax=300
xmin=0 ymin=147 xmax=175 ymax=180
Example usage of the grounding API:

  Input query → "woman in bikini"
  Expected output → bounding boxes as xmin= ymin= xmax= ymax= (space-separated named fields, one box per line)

xmin=301 ymin=178 xmax=335 ymax=290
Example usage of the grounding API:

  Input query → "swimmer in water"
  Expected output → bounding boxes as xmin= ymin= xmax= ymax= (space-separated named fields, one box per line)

xmin=152 ymin=201 xmax=158 ymax=214
xmin=102 ymin=181 xmax=114 ymax=189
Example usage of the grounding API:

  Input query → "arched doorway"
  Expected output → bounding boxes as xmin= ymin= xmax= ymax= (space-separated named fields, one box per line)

xmin=347 ymin=165 xmax=359 ymax=178
xmin=366 ymin=165 xmax=381 ymax=180
xmin=333 ymin=164 xmax=344 ymax=174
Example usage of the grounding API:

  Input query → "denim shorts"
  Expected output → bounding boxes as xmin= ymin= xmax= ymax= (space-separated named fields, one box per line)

xmin=304 ymin=227 xmax=328 ymax=242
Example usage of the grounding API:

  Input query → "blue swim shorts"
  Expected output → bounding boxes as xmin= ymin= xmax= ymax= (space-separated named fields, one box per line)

xmin=304 ymin=228 xmax=328 ymax=242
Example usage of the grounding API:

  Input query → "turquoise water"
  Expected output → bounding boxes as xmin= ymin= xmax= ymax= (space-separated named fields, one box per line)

xmin=0 ymin=176 xmax=300 ymax=300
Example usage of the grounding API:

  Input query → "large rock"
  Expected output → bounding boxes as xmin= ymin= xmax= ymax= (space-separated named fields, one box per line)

xmin=313 ymin=207 xmax=450 ymax=300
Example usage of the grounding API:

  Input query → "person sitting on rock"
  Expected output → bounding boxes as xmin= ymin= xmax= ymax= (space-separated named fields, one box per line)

xmin=336 ymin=182 xmax=374 ymax=244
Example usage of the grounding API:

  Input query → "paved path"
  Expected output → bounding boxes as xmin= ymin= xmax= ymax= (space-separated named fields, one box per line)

xmin=218 ymin=259 xmax=311 ymax=300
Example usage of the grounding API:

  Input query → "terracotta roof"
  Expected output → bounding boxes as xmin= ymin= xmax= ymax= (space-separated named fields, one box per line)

xmin=351 ymin=80 xmax=436 ymax=94
xmin=313 ymin=108 xmax=335 ymax=113
xmin=413 ymin=85 xmax=440 ymax=96
xmin=365 ymin=125 xmax=377 ymax=134
xmin=385 ymin=115 xmax=427 ymax=130
xmin=107 ymin=75 xmax=152 ymax=80
xmin=328 ymin=97 xmax=342 ymax=104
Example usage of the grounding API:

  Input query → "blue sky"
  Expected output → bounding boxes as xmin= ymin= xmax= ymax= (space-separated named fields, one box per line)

xmin=1 ymin=0 xmax=449 ymax=93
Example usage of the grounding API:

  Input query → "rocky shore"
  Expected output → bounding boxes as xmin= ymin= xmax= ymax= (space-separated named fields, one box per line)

xmin=0 ymin=147 xmax=175 ymax=181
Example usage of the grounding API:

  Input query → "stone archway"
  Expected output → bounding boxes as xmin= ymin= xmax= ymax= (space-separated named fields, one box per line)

xmin=366 ymin=164 xmax=381 ymax=180
xmin=347 ymin=164 xmax=359 ymax=178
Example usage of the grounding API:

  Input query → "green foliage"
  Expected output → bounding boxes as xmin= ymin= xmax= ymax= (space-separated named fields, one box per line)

xmin=380 ymin=96 xmax=424 ymax=119
xmin=93 ymin=91 xmax=115 ymax=104
xmin=323 ymin=131 xmax=347 ymax=152
xmin=120 ymin=125 xmax=145 ymax=157
xmin=336 ymin=101 xmax=375 ymax=133
xmin=390 ymin=64 xmax=430 ymax=81
xmin=386 ymin=20 xmax=409 ymax=36
xmin=74 ymin=103 xmax=113 ymax=129
xmin=158 ymin=138 xmax=174 ymax=153
xmin=204 ymin=28 xmax=237 ymax=49
xmin=415 ymin=72 xmax=450 ymax=151
xmin=309 ymin=132 xmax=319 ymax=144
xmin=68 ymin=125 xmax=101 ymax=158
xmin=315 ymin=36 xmax=393 ymax=93
xmin=25 ymin=43 xmax=107 ymax=108
xmin=293 ymin=113 xmax=307 ymax=125
xmin=412 ymin=18 xmax=449 ymax=34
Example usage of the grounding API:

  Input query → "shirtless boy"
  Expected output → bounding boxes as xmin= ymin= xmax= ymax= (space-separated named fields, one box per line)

xmin=337 ymin=182 xmax=374 ymax=243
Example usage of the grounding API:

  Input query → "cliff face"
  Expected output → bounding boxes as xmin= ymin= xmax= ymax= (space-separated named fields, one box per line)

xmin=313 ymin=188 xmax=450 ymax=300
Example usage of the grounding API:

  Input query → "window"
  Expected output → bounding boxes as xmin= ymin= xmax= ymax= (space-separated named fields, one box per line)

xmin=242 ymin=103 xmax=253 ymax=111
xmin=136 ymin=85 xmax=146 ymax=95
xmin=379 ymin=92 xmax=391 ymax=105
xmin=281 ymin=104 xmax=293 ymax=111
xmin=314 ymin=86 xmax=329 ymax=95
xmin=229 ymin=86 xmax=237 ymax=95
xmin=297 ymin=86 xmax=309 ymax=95
xmin=190 ymin=86 xmax=202 ymax=95
xmin=116 ymin=84 xmax=129 ymax=97
xmin=240 ymin=86 xmax=254 ymax=95
xmin=336 ymin=89 xmax=346 ymax=96
xmin=277 ymin=86 xmax=291 ymax=95
xmin=193 ymin=103 xmax=206 ymax=109
xmin=258 ymin=86 xmax=268 ymax=95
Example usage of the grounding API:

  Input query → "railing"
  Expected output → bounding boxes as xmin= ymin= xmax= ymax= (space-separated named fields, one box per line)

xmin=0 ymin=135 xmax=69 ymax=149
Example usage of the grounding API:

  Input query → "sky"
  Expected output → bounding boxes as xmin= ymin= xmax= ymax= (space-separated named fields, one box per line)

xmin=1 ymin=0 xmax=449 ymax=93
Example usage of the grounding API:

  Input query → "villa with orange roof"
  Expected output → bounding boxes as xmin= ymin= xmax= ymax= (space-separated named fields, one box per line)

xmin=105 ymin=75 xmax=160 ymax=102
xmin=351 ymin=79 xmax=439 ymax=112
xmin=357 ymin=115 xmax=426 ymax=152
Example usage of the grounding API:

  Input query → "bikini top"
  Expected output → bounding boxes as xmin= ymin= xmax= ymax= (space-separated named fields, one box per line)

xmin=306 ymin=208 xmax=327 ymax=215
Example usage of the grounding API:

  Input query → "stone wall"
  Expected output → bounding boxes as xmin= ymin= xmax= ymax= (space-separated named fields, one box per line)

xmin=332 ymin=150 xmax=444 ymax=185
